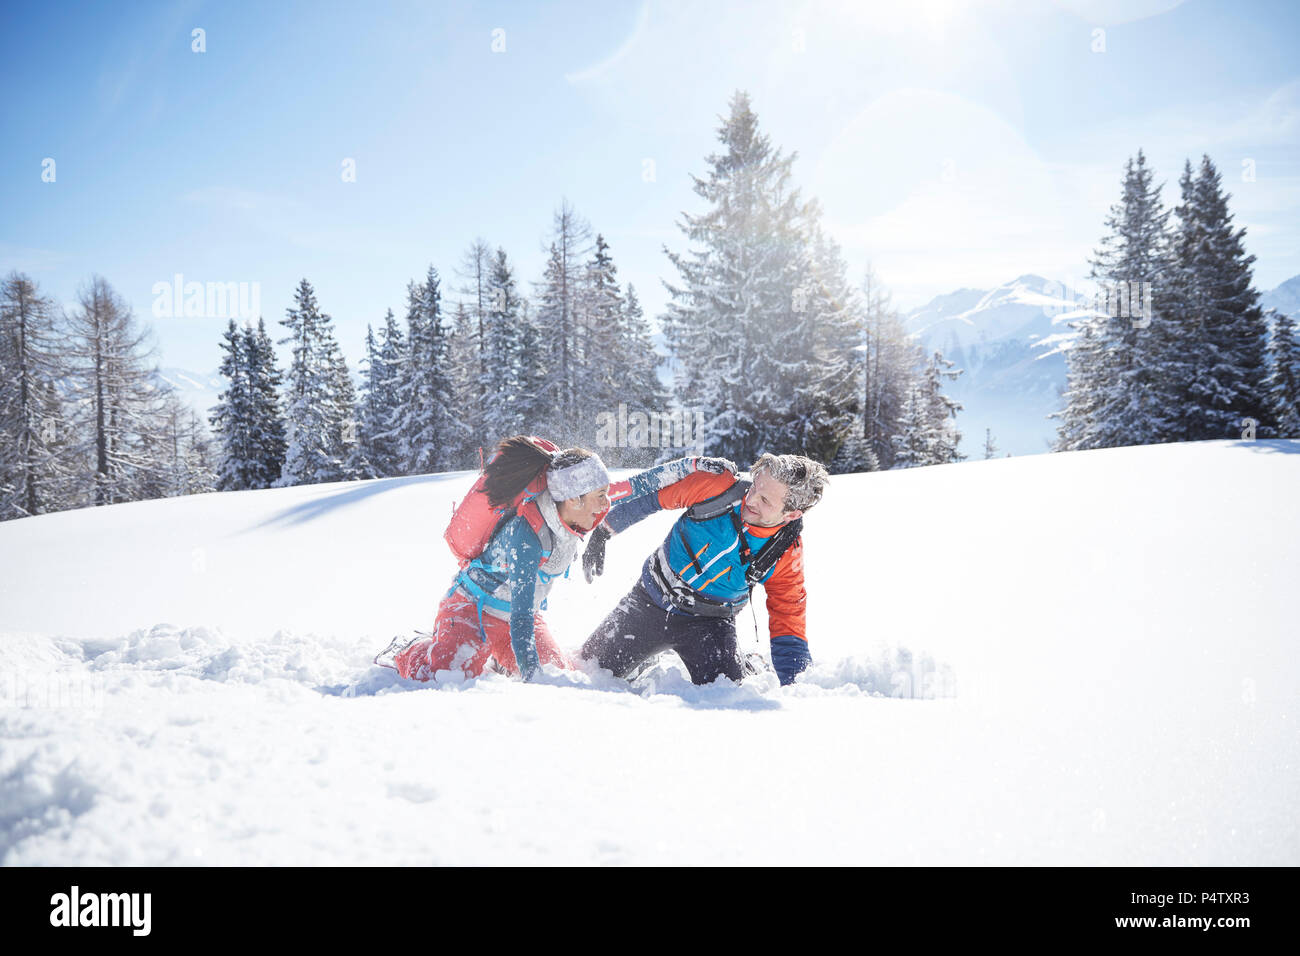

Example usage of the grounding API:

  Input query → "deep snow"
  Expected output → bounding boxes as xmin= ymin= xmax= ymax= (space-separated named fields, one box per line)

xmin=1 ymin=440 xmax=1297 ymax=864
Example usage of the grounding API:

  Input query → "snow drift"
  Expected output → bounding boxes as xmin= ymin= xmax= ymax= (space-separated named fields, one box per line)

xmin=1 ymin=440 xmax=1297 ymax=864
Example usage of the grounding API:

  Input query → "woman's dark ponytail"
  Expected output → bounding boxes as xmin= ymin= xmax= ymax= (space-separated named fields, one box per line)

xmin=482 ymin=435 xmax=555 ymax=507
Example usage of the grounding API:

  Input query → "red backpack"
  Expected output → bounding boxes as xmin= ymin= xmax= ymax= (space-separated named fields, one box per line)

xmin=444 ymin=436 xmax=559 ymax=569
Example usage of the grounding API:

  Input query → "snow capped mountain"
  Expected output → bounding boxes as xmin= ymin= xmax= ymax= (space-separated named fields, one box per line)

xmin=903 ymin=274 xmax=1081 ymax=457
xmin=905 ymin=274 xmax=1069 ymax=351
xmin=152 ymin=367 xmax=226 ymax=419
xmin=1262 ymin=273 xmax=1300 ymax=318
xmin=900 ymin=286 xmax=988 ymax=341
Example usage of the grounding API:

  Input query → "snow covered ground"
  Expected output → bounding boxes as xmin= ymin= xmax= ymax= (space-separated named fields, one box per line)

xmin=2 ymin=440 xmax=1297 ymax=865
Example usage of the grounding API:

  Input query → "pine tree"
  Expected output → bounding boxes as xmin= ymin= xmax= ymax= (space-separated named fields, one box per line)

xmin=919 ymin=350 xmax=965 ymax=464
xmin=889 ymin=352 xmax=964 ymax=467
xmin=784 ymin=222 xmax=866 ymax=465
xmin=244 ymin=317 xmax=287 ymax=488
xmin=569 ymin=234 xmax=678 ymax=467
xmin=531 ymin=242 xmax=569 ymax=441
xmin=1057 ymin=151 xmax=1176 ymax=449
xmin=347 ymin=324 xmax=382 ymax=480
xmin=578 ymin=233 xmax=627 ymax=454
xmin=983 ymin=428 xmax=999 ymax=460
xmin=857 ymin=265 xmax=917 ymax=471
xmin=531 ymin=200 xmax=594 ymax=443
xmin=1151 ymin=158 xmax=1208 ymax=444
xmin=353 ymin=309 xmax=403 ymax=477
xmin=184 ymin=407 xmax=218 ymax=494
xmin=480 ymin=248 xmax=525 ymax=442
xmin=210 ymin=318 xmax=256 ymax=490
xmin=276 ymin=279 xmax=355 ymax=486
xmin=1092 ymin=149 xmax=1173 ymax=447
xmin=156 ymin=392 xmax=216 ymax=496
xmin=454 ymin=238 xmax=494 ymax=447
xmin=620 ymin=284 xmax=665 ymax=409
xmin=326 ymin=332 xmax=360 ymax=479
xmin=394 ymin=267 xmax=462 ymax=474
xmin=891 ymin=386 xmax=928 ymax=469
xmin=1264 ymin=308 xmax=1300 ymax=437
xmin=1053 ymin=308 xmax=1105 ymax=451
xmin=446 ymin=300 xmax=481 ymax=467
xmin=354 ymin=313 xmax=406 ymax=478
xmin=662 ymin=90 xmax=831 ymax=464
xmin=828 ymin=430 xmax=879 ymax=473
xmin=515 ymin=299 xmax=551 ymax=438
xmin=13 ymin=377 xmax=76 ymax=514
xmin=616 ymin=282 xmax=671 ymax=467
xmin=1162 ymin=155 xmax=1274 ymax=439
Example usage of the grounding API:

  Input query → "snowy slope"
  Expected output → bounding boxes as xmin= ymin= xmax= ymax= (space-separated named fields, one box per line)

xmin=2 ymin=441 xmax=1298 ymax=865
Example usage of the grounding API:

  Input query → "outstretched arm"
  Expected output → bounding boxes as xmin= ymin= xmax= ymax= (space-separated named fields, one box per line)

xmin=586 ymin=460 xmax=738 ymax=583
xmin=605 ymin=459 xmax=737 ymax=534
xmin=764 ymin=538 xmax=810 ymax=685
xmin=503 ymin=519 xmax=544 ymax=680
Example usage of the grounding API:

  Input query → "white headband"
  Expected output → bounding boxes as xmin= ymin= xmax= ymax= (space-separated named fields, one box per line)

xmin=546 ymin=455 xmax=610 ymax=501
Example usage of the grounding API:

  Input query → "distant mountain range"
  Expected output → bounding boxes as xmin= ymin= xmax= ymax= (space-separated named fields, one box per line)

xmin=902 ymin=274 xmax=1077 ymax=458
xmin=1261 ymin=275 xmax=1300 ymax=318
xmin=903 ymin=272 xmax=1300 ymax=458
xmin=152 ymin=367 xmax=226 ymax=421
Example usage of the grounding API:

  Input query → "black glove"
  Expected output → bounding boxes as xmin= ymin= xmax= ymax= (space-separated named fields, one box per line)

xmin=584 ymin=524 xmax=612 ymax=583
xmin=694 ymin=456 xmax=738 ymax=475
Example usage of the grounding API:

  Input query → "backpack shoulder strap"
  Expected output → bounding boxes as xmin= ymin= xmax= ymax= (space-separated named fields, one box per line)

xmin=685 ymin=479 xmax=750 ymax=521
xmin=729 ymin=513 xmax=802 ymax=587
xmin=750 ymin=517 xmax=801 ymax=583
xmin=516 ymin=496 xmax=549 ymax=554
xmin=487 ymin=496 xmax=549 ymax=559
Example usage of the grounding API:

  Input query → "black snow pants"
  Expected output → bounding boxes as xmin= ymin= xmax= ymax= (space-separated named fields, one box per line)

xmin=581 ymin=581 xmax=743 ymax=685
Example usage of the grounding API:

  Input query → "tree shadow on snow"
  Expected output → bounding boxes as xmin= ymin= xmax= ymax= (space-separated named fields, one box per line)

xmin=247 ymin=472 xmax=470 ymax=531
xmin=1228 ymin=439 xmax=1300 ymax=455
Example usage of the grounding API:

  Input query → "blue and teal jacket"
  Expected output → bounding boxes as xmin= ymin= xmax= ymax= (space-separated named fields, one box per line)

xmin=606 ymin=470 xmax=810 ymax=684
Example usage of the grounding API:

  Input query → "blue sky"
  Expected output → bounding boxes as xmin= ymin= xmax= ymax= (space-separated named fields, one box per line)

xmin=2 ymin=0 xmax=1298 ymax=373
